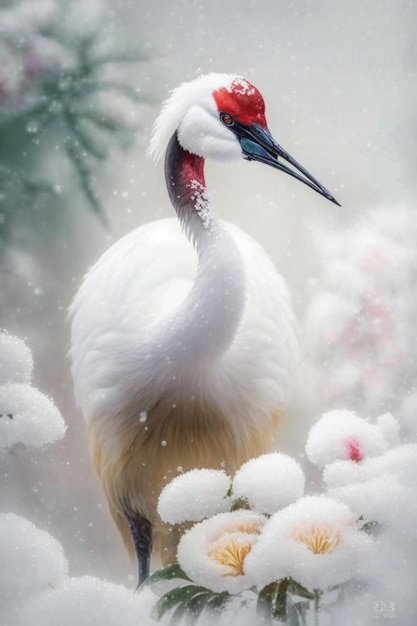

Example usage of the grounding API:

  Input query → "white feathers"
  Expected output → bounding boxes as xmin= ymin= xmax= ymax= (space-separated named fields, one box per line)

xmin=177 ymin=102 xmax=241 ymax=161
xmin=148 ymin=73 xmax=238 ymax=162
xmin=70 ymin=218 xmax=297 ymax=433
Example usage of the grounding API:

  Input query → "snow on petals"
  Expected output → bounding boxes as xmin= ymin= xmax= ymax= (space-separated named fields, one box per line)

xmin=0 ymin=333 xmax=66 ymax=449
xmin=245 ymin=495 xmax=374 ymax=591
xmin=177 ymin=510 xmax=266 ymax=594
xmin=0 ymin=383 xmax=66 ymax=449
xmin=323 ymin=443 xmax=417 ymax=491
xmin=232 ymin=453 xmax=305 ymax=515
xmin=157 ymin=468 xmax=231 ymax=524
xmin=305 ymin=409 xmax=389 ymax=468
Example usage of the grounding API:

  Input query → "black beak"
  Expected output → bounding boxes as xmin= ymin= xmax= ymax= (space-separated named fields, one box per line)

xmin=233 ymin=122 xmax=340 ymax=206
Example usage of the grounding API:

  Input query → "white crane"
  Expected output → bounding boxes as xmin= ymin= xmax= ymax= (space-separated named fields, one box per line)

xmin=70 ymin=73 xmax=339 ymax=585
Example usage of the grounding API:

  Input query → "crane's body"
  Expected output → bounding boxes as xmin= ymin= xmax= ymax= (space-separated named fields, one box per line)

xmin=70 ymin=73 xmax=338 ymax=584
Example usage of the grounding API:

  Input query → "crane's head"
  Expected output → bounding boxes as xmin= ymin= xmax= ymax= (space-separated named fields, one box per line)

xmin=149 ymin=73 xmax=340 ymax=205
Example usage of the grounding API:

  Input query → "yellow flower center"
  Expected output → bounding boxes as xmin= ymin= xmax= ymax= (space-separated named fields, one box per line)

xmin=209 ymin=539 xmax=253 ymax=577
xmin=207 ymin=518 xmax=263 ymax=577
xmin=290 ymin=524 xmax=342 ymax=555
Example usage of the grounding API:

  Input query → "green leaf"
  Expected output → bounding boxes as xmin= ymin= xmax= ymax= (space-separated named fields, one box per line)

xmin=257 ymin=582 xmax=278 ymax=624
xmin=361 ymin=520 xmax=384 ymax=536
xmin=182 ymin=591 xmax=214 ymax=625
xmin=230 ymin=496 xmax=251 ymax=512
xmin=64 ymin=137 xmax=107 ymax=223
xmin=152 ymin=585 xmax=208 ymax=621
xmin=204 ymin=591 xmax=231 ymax=614
xmin=287 ymin=579 xmax=315 ymax=600
xmin=273 ymin=578 xmax=291 ymax=620
xmin=335 ymin=577 xmax=368 ymax=603
xmin=287 ymin=597 xmax=309 ymax=626
xmin=143 ymin=563 xmax=191 ymax=587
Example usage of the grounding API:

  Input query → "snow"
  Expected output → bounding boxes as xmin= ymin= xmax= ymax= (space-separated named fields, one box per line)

xmin=245 ymin=495 xmax=374 ymax=592
xmin=232 ymin=453 xmax=305 ymax=515
xmin=0 ymin=511 xmax=152 ymax=626
xmin=227 ymin=77 xmax=256 ymax=97
xmin=190 ymin=179 xmax=211 ymax=228
xmin=323 ymin=443 xmax=417 ymax=490
xmin=0 ymin=382 xmax=66 ymax=449
xmin=328 ymin=476 xmax=417 ymax=530
xmin=0 ymin=5 xmax=416 ymax=621
xmin=0 ymin=333 xmax=65 ymax=449
xmin=177 ymin=510 xmax=266 ymax=594
xmin=157 ymin=468 xmax=231 ymax=524
xmin=0 ymin=513 xmax=68 ymax=625
xmin=18 ymin=576 xmax=145 ymax=626
xmin=376 ymin=413 xmax=401 ymax=447
xmin=305 ymin=409 xmax=389 ymax=468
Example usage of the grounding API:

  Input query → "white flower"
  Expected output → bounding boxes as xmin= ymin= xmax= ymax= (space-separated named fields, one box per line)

xmin=245 ymin=495 xmax=373 ymax=591
xmin=306 ymin=410 xmax=388 ymax=468
xmin=328 ymin=476 xmax=417 ymax=530
xmin=157 ymin=469 xmax=231 ymax=524
xmin=232 ymin=453 xmax=305 ymax=515
xmin=323 ymin=443 xmax=417 ymax=491
xmin=177 ymin=510 xmax=266 ymax=594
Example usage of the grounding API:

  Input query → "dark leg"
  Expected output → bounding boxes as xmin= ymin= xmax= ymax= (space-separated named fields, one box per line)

xmin=126 ymin=512 xmax=152 ymax=588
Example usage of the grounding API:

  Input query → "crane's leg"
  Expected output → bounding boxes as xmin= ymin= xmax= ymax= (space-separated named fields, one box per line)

xmin=126 ymin=511 xmax=152 ymax=588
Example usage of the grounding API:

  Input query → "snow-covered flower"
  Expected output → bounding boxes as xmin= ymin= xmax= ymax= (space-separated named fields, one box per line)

xmin=232 ymin=453 xmax=305 ymax=515
xmin=245 ymin=495 xmax=373 ymax=591
xmin=177 ymin=510 xmax=266 ymax=593
xmin=322 ymin=442 xmax=417 ymax=532
xmin=306 ymin=410 xmax=389 ymax=468
xmin=0 ymin=383 xmax=66 ymax=449
xmin=328 ymin=475 xmax=417 ymax=530
xmin=376 ymin=413 xmax=401 ymax=447
xmin=0 ymin=333 xmax=66 ymax=450
xmin=158 ymin=469 xmax=231 ymax=524
xmin=323 ymin=443 xmax=417 ymax=491
xmin=0 ymin=513 xmax=68 ymax=623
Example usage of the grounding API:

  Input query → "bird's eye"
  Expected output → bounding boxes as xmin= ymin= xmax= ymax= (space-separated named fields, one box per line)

xmin=220 ymin=113 xmax=234 ymax=126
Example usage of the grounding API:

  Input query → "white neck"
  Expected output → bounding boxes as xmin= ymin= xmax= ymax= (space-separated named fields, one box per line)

xmin=155 ymin=133 xmax=246 ymax=372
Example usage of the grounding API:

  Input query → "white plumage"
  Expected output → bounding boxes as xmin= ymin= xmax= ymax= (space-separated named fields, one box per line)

xmin=70 ymin=73 xmax=337 ymax=584
xmin=71 ymin=218 xmax=297 ymax=428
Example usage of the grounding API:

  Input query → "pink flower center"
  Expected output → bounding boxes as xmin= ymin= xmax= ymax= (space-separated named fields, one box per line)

xmin=344 ymin=436 xmax=363 ymax=462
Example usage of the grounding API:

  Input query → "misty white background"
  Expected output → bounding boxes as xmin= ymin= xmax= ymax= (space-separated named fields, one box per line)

xmin=1 ymin=0 xmax=416 ymax=592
